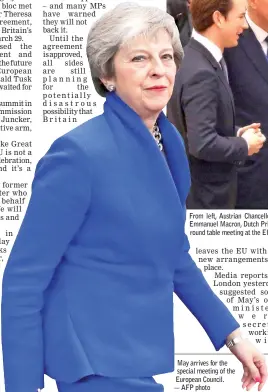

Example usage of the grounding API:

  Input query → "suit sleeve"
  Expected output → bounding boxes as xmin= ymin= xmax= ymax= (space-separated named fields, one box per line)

xmin=173 ymin=208 xmax=240 ymax=350
xmin=181 ymin=69 xmax=248 ymax=162
xmin=1 ymin=135 xmax=91 ymax=392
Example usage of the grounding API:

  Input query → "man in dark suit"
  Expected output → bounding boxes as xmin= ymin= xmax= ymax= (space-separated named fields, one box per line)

xmin=224 ymin=0 xmax=268 ymax=209
xmin=167 ymin=0 xmax=193 ymax=47
xmin=168 ymin=0 xmax=265 ymax=209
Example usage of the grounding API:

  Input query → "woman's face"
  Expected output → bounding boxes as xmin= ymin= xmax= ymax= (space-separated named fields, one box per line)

xmin=103 ymin=29 xmax=177 ymax=123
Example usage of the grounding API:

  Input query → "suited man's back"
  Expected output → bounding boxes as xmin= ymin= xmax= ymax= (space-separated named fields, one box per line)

xmin=224 ymin=27 xmax=268 ymax=208
xmin=168 ymin=38 xmax=248 ymax=209
xmin=167 ymin=0 xmax=193 ymax=47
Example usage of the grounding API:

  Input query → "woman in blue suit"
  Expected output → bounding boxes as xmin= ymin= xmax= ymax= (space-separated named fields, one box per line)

xmin=1 ymin=3 xmax=267 ymax=392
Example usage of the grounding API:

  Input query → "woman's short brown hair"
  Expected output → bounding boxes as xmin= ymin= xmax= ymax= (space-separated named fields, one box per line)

xmin=190 ymin=0 xmax=233 ymax=32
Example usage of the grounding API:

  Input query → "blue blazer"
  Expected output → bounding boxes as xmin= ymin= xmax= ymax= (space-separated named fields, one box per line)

xmin=224 ymin=28 xmax=268 ymax=208
xmin=1 ymin=92 xmax=239 ymax=392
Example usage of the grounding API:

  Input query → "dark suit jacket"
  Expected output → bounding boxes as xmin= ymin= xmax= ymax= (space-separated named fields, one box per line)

xmin=168 ymin=38 xmax=248 ymax=209
xmin=1 ymin=92 xmax=239 ymax=392
xmin=167 ymin=0 xmax=192 ymax=47
xmin=224 ymin=28 xmax=268 ymax=208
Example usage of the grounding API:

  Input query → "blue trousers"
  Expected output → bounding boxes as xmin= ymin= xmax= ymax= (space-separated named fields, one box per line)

xmin=57 ymin=375 xmax=164 ymax=392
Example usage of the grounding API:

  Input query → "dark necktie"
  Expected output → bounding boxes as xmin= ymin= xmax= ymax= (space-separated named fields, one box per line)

xmin=219 ymin=57 xmax=229 ymax=83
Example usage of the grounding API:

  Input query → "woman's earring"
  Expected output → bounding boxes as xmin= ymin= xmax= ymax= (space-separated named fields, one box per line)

xmin=107 ymin=84 xmax=115 ymax=92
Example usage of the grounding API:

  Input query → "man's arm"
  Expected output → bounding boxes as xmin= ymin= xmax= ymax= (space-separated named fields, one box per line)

xmin=181 ymin=69 xmax=248 ymax=162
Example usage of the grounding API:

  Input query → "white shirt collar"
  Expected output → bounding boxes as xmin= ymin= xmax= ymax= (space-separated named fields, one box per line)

xmin=192 ymin=29 xmax=223 ymax=63
xmin=246 ymin=13 xmax=268 ymax=45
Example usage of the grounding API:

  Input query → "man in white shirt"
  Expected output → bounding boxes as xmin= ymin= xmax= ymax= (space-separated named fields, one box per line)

xmin=167 ymin=0 xmax=265 ymax=209
xmin=224 ymin=0 xmax=268 ymax=208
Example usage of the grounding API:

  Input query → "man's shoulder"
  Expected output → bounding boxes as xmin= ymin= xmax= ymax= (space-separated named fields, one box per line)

xmin=178 ymin=48 xmax=216 ymax=85
xmin=224 ymin=29 xmax=253 ymax=58
xmin=224 ymin=41 xmax=243 ymax=58
xmin=180 ymin=42 xmax=216 ymax=74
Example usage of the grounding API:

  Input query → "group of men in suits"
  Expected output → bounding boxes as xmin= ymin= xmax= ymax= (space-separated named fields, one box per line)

xmin=167 ymin=0 xmax=268 ymax=209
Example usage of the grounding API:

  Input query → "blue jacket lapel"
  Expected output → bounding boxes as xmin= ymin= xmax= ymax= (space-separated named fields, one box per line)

xmin=104 ymin=92 xmax=190 ymax=207
xmin=158 ymin=112 xmax=191 ymax=204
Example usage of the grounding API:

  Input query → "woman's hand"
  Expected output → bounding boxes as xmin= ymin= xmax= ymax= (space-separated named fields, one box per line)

xmin=226 ymin=330 xmax=267 ymax=391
